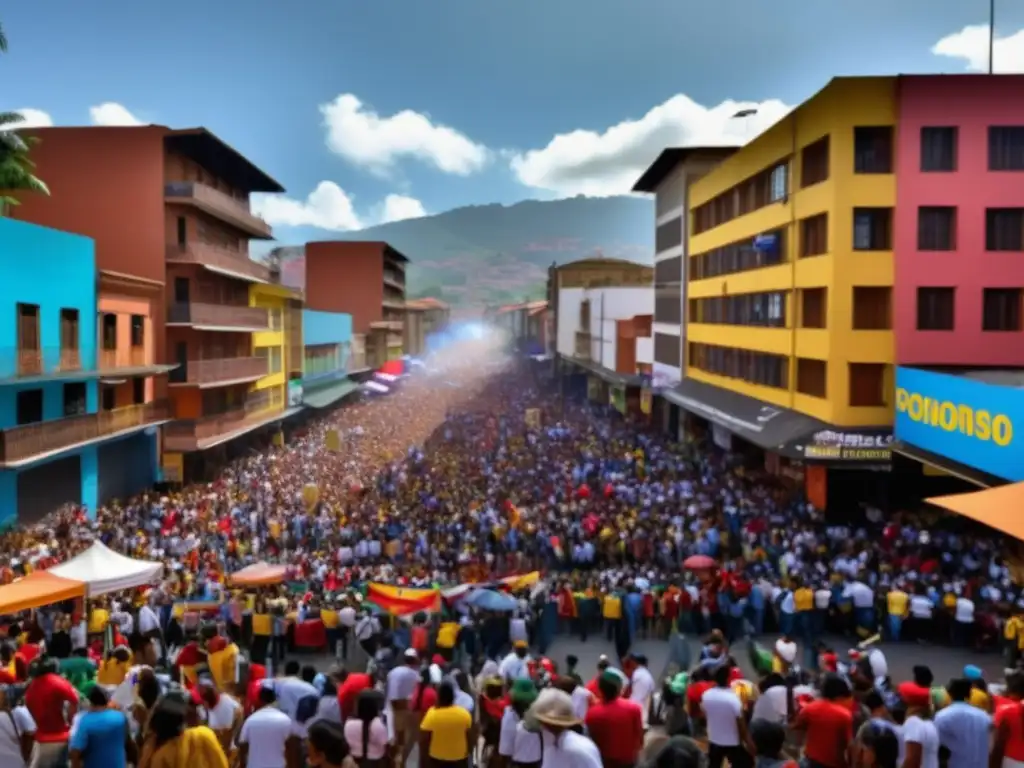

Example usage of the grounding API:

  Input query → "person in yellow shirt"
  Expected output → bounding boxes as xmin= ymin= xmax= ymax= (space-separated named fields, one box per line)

xmin=1005 ymin=613 xmax=1023 ymax=669
xmin=602 ymin=590 xmax=623 ymax=643
xmin=418 ymin=681 xmax=473 ymax=765
xmin=886 ymin=585 xmax=909 ymax=643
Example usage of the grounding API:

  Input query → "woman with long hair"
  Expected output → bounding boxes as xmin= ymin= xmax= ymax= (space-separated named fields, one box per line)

xmin=137 ymin=692 xmax=229 ymax=768
xmin=343 ymin=689 xmax=389 ymax=768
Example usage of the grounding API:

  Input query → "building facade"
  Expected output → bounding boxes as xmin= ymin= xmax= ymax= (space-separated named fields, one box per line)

xmin=0 ymin=220 xmax=170 ymax=525
xmin=404 ymin=298 xmax=450 ymax=357
xmin=301 ymin=309 xmax=360 ymax=410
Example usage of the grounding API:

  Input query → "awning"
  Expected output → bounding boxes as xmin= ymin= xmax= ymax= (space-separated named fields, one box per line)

xmin=568 ymin=357 xmax=646 ymax=388
xmin=303 ymin=379 xmax=360 ymax=409
xmin=0 ymin=571 xmax=86 ymax=614
xmin=661 ymin=378 xmax=832 ymax=457
xmin=927 ymin=483 xmax=1024 ymax=540
xmin=230 ymin=562 xmax=288 ymax=586
xmin=892 ymin=440 xmax=1001 ymax=488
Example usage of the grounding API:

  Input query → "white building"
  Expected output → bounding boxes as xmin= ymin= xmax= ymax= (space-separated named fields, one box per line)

xmin=556 ymin=285 xmax=654 ymax=366
xmin=631 ymin=147 xmax=737 ymax=389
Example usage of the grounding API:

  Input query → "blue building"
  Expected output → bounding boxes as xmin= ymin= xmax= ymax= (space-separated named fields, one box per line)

xmin=0 ymin=219 xmax=171 ymax=526
xmin=300 ymin=309 xmax=360 ymax=409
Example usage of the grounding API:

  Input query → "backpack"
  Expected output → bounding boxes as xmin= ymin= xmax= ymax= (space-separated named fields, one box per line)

xmin=295 ymin=693 xmax=319 ymax=723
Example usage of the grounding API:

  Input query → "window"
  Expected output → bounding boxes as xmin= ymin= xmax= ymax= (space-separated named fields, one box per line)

xmin=267 ymin=308 xmax=282 ymax=331
xmin=176 ymin=216 xmax=187 ymax=246
xmin=16 ymin=389 xmax=43 ymax=426
xmin=268 ymin=347 xmax=282 ymax=374
xmin=853 ymin=208 xmax=892 ymax=251
xmin=796 ymin=358 xmax=827 ymax=398
xmin=917 ymin=207 xmax=956 ymax=251
xmin=59 ymin=308 xmax=79 ymax=350
xmin=852 ymin=287 xmax=892 ymax=330
xmin=986 ymin=208 xmax=1024 ymax=252
xmin=688 ymin=342 xmax=788 ymax=389
xmin=800 ymin=213 xmax=828 ymax=257
xmin=691 ymin=228 xmax=786 ymax=280
xmin=63 ymin=382 xmax=87 ymax=417
xmin=800 ymin=136 xmax=830 ymax=187
xmin=579 ymin=300 xmax=591 ymax=330
xmin=655 ymin=218 xmax=683 ymax=253
xmin=849 ymin=363 xmax=887 ymax=407
xmin=916 ymin=287 xmax=955 ymax=331
xmin=101 ymin=313 xmax=117 ymax=350
xmin=17 ymin=303 xmax=39 ymax=350
xmin=132 ymin=377 xmax=146 ymax=405
xmin=654 ymin=332 xmax=681 ymax=367
xmin=989 ymin=126 xmax=1024 ymax=171
xmin=130 ymin=315 xmax=145 ymax=347
xmin=982 ymin=288 xmax=1023 ymax=331
xmin=920 ymin=127 xmax=957 ymax=172
xmin=800 ymin=288 xmax=827 ymax=329
xmin=655 ymin=287 xmax=682 ymax=325
xmin=769 ymin=164 xmax=787 ymax=202
xmin=101 ymin=385 xmax=116 ymax=411
xmin=690 ymin=291 xmax=787 ymax=328
xmin=654 ymin=256 xmax=682 ymax=285
xmin=854 ymin=127 xmax=893 ymax=173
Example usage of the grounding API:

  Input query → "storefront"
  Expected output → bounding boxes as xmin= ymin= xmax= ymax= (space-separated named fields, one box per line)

xmin=894 ymin=366 xmax=1018 ymax=487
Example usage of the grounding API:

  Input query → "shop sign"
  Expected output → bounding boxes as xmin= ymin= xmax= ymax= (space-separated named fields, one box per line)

xmin=801 ymin=430 xmax=893 ymax=461
xmin=895 ymin=366 xmax=1020 ymax=481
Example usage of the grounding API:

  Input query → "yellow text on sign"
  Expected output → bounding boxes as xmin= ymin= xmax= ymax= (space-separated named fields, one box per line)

xmin=895 ymin=388 xmax=1013 ymax=446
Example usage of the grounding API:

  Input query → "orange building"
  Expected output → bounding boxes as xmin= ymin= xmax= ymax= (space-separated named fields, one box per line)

xmin=10 ymin=126 xmax=289 ymax=479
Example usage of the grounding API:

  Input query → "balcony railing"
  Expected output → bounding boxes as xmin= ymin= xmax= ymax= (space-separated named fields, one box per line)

xmin=164 ymin=182 xmax=273 ymax=238
xmin=168 ymin=356 xmax=267 ymax=386
xmin=370 ymin=320 xmax=403 ymax=332
xmin=99 ymin=347 xmax=148 ymax=370
xmin=575 ymin=331 xmax=592 ymax=360
xmin=383 ymin=269 xmax=405 ymax=290
xmin=167 ymin=302 xmax=269 ymax=331
xmin=16 ymin=348 xmax=83 ymax=377
xmin=0 ymin=400 xmax=171 ymax=464
xmin=165 ymin=243 xmax=272 ymax=283
xmin=163 ymin=390 xmax=276 ymax=450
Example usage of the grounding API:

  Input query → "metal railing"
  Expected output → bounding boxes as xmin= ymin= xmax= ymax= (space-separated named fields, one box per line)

xmin=168 ymin=357 xmax=267 ymax=386
xmin=165 ymin=243 xmax=272 ymax=283
xmin=0 ymin=400 xmax=170 ymax=463
xmin=98 ymin=347 xmax=148 ymax=370
xmin=167 ymin=302 xmax=269 ymax=330
xmin=164 ymin=182 xmax=272 ymax=238
xmin=163 ymin=390 xmax=275 ymax=448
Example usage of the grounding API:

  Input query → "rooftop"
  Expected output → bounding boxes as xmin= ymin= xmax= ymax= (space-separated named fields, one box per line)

xmin=164 ymin=128 xmax=284 ymax=193
xmin=631 ymin=146 xmax=740 ymax=193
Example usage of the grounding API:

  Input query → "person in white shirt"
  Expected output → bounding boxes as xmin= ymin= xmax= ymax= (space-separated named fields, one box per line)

xmin=238 ymin=684 xmax=304 ymax=768
xmin=908 ymin=589 xmax=935 ymax=644
xmin=952 ymin=595 xmax=975 ymax=647
xmin=627 ymin=654 xmax=655 ymax=729
xmin=903 ymin=709 xmax=941 ymax=768
xmin=0 ymin=687 xmax=35 ymax=768
xmin=499 ymin=679 xmax=543 ymax=766
xmin=701 ymin=665 xmax=755 ymax=768
xmin=530 ymin=689 xmax=602 ymax=768
xmin=499 ymin=641 xmax=531 ymax=683
xmin=337 ymin=603 xmax=356 ymax=660
xmin=385 ymin=649 xmax=420 ymax=760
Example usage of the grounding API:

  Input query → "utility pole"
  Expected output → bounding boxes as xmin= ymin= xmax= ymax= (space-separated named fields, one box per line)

xmin=989 ymin=0 xmax=996 ymax=74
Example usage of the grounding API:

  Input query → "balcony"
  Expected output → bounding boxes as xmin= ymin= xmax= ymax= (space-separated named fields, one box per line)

xmin=16 ymin=348 xmax=81 ymax=377
xmin=575 ymin=331 xmax=592 ymax=360
xmin=370 ymin=320 xmax=403 ymax=332
xmin=383 ymin=269 xmax=405 ymax=290
xmin=167 ymin=302 xmax=269 ymax=332
xmin=162 ymin=390 xmax=282 ymax=452
xmin=166 ymin=244 xmax=272 ymax=284
xmin=169 ymin=357 xmax=267 ymax=387
xmin=164 ymin=182 xmax=273 ymax=239
xmin=0 ymin=400 xmax=171 ymax=466
xmin=98 ymin=347 xmax=148 ymax=370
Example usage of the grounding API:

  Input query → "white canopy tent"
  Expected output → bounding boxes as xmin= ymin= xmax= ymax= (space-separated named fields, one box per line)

xmin=49 ymin=540 xmax=163 ymax=597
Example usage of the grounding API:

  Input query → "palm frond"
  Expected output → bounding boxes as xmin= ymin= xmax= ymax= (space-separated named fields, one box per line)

xmin=0 ymin=21 xmax=7 ymax=54
xmin=0 ymin=112 xmax=27 ymax=127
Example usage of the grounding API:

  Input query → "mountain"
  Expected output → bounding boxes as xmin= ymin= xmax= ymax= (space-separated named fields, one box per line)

xmin=313 ymin=195 xmax=654 ymax=307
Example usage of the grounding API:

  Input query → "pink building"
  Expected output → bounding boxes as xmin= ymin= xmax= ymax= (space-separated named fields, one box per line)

xmin=895 ymin=74 xmax=1024 ymax=366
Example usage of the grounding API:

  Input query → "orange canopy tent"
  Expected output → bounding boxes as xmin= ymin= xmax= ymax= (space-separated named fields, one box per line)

xmin=229 ymin=562 xmax=288 ymax=587
xmin=927 ymin=482 xmax=1024 ymax=541
xmin=0 ymin=571 xmax=86 ymax=615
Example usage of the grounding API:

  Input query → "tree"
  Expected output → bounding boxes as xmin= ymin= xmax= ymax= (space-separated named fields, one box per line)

xmin=0 ymin=19 xmax=49 ymax=212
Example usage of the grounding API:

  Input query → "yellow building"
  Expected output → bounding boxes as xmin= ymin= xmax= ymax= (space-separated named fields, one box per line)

xmin=673 ymin=77 xmax=896 ymax=465
xmin=249 ymin=282 xmax=303 ymax=415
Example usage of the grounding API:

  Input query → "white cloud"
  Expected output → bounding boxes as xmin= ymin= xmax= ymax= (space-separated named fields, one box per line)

xmin=379 ymin=194 xmax=427 ymax=224
xmin=9 ymin=108 xmax=53 ymax=129
xmin=320 ymin=94 xmax=489 ymax=177
xmin=252 ymin=181 xmax=363 ymax=232
xmin=89 ymin=102 xmax=144 ymax=126
xmin=509 ymin=94 xmax=791 ymax=197
xmin=932 ymin=24 xmax=1024 ymax=72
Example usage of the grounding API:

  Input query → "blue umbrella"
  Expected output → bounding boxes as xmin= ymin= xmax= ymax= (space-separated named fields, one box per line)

xmin=467 ymin=589 xmax=517 ymax=612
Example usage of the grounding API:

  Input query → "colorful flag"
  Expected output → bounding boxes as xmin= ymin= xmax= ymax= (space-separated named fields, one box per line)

xmin=366 ymin=583 xmax=441 ymax=616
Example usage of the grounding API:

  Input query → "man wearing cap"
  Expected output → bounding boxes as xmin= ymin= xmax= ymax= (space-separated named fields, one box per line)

xmin=385 ymin=648 xmax=420 ymax=764
xmin=584 ymin=672 xmax=643 ymax=768
xmin=530 ymin=689 xmax=602 ymax=768
xmin=498 ymin=679 xmax=542 ymax=768
xmin=499 ymin=640 xmax=531 ymax=684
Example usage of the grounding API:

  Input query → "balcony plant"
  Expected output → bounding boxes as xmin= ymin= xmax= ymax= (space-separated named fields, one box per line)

xmin=0 ymin=21 xmax=49 ymax=214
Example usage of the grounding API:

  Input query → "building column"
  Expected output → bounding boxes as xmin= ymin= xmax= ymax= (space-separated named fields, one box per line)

xmin=80 ymin=446 xmax=99 ymax=518
xmin=0 ymin=472 xmax=17 ymax=529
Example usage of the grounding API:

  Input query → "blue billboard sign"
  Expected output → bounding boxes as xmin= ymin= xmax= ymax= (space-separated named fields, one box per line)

xmin=894 ymin=367 xmax=1020 ymax=481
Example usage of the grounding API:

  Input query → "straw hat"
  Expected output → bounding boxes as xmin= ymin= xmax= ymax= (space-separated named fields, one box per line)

xmin=528 ymin=688 xmax=581 ymax=728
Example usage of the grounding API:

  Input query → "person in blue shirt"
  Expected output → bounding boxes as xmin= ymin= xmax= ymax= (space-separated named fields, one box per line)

xmin=69 ymin=686 xmax=133 ymax=768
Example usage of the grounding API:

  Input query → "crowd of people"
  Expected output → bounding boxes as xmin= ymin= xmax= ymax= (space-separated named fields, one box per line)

xmin=0 ymin=336 xmax=1021 ymax=767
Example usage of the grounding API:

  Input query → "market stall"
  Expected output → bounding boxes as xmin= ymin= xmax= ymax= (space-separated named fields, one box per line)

xmin=0 ymin=571 xmax=85 ymax=615
xmin=49 ymin=541 xmax=162 ymax=597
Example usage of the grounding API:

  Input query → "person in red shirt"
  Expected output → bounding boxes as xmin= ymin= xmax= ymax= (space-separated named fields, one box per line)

xmin=790 ymin=674 xmax=853 ymax=768
xmin=585 ymin=672 xmax=644 ymax=768
xmin=993 ymin=672 xmax=1024 ymax=767
xmin=337 ymin=667 xmax=374 ymax=719
xmin=23 ymin=656 xmax=79 ymax=766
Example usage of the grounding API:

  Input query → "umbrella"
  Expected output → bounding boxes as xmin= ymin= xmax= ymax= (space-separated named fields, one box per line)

xmin=467 ymin=589 xmax=517 ymax=612
xmin=683 ymin=555 xmax=716 ymax=570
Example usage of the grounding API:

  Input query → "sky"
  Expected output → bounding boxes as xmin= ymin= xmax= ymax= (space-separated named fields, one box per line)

xmin=4 ymin=0 xmax=1024 ymax=246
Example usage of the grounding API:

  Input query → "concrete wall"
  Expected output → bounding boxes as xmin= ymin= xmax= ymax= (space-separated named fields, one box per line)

xmin=556 ymin=286 xmax=654 ymax=366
